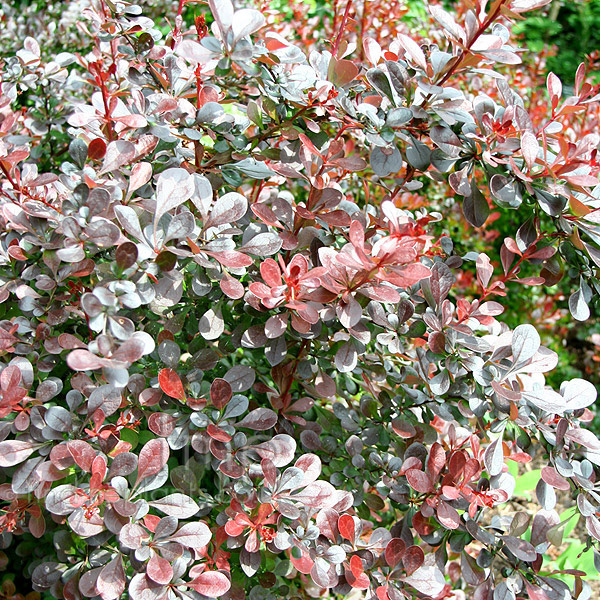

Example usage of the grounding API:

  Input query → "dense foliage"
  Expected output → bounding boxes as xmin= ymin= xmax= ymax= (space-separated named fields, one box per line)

xmin=1 ymin=0 xmax=600 ymax=599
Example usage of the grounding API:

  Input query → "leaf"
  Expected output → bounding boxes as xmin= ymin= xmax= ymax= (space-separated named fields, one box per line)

xmin=397 ymin=34 xmax=427 ymax=70
xmin=45 ymin=406 xmax=72 ymax=432
xmin=463 ymin=183 xmax=489 ymax=228
xmin=159 ymin=368 xmax=186 ymax=400
xmin=149 ymin=494 xmax=200 ymax=518
xmin=367 ymin=69 xmax=395 ymax=102
xmin=198 ymin=306 xmax=225 ymax=340
xmin=335 ymin=342 xmax=357 ymax=373
xmin=328 ymin=56 xmax=359 ymax=87
xmin=403 ymin=545 xmax=425 ymax=575
xmin=97 ymin=555 xmax=126 ymax=600
xmin=437 ymin=501 xmax=460 ymax=530
xmin=502 ymin=536 xmax=537 ymax=562
xmin=67 ymin=440 xmax=96 ymax=472
xmin=429 ymin=5 xmax=465 ymax=42
xmin=547 ymin=71 xmax=562 ymax=107
xmin=88 ymin=138 xmax=107 ymax=161
xmin=220 ymin=273 xmax=244 ymax=299
xmin=385 ymin=538 xmax=406 ymax=567
xmin=189 ymin=571 xmax=231 ymax=597
xmin=338 ymin=514 xmax=355 ymax=541
xmin=115 ymin=242 xmax=138 ymax=270
xmin=490 ymin=174 xmax=521 ymax=207
xmin=405 ymin=140 xmax=431 ymax=170
xmin=154 ymin=168 xmax=195 ymax=242
xmin=561 ymin=378 xmax=597 ymax=411
xmin=405 ymin=469 xmax=433 ymax=493
xmin=569 ymin=287 xmax=590 ymax=321
xmin=540 ymin=466 xmax=570 ymax=491
xmin=370 ymin=145 xmax=403 ymax=177
xmin=231 ymin=9 xmax=265 ymax=45
xmin=239 ymin=232 xmax=282 ymax=256
xmin=0 ymin=440 xmax=37 ymax=467
xmin=99 ymin=140 xmax=135 ymax=175
xmin=236 ymin=408 xmax=278 ymax=430
xmin=66 ymin=349 xmax=110 ymax=371
xmin=510 ymin=0 xmax=552 ymax=14
xmin=511 ymin=324 xmax=540 ymax=366
xmin=206 ymin=192 xmax=247 ymax=228
xmin=168 ymin=521 xmax=212 ymax=548
xmin=484 ymin=439 xmax=504 ymax=477
xmin=136 ymin=439 xmax=169 ymax=484
xmin=209 ymin=0 xmax=234 ymax=36
xmin=210 ymin=378 xmax=232 ymax=410
xmin=224 ymin=365 xmax=255 ymax=392
xmin=127 ymin=162 xmax=152 ymax=197
xmin=147 ymin=553 xmax=173 ymax=585
xmin=521 ymin=131 xmax=539 ymax=170
xmin=401 ymin=555 xmax=446 ymax=596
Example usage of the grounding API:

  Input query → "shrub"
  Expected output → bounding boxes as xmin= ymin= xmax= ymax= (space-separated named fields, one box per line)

xmin=1 ymin=0 xmax=600 ymax=599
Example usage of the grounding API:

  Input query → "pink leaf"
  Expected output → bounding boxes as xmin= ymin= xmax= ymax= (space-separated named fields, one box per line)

xmin=97 ymin=555 xmax=126 ymax=600
xmin=99 ymin=140 xmax=136 ymax=175
xmin=67 ymin=440 xmax=97 ymax=472
xmin=521 ymin=131 xmax=539 ymax=170
xmin=146 ymin=553 xmax=173 ymax=585
xmin=169 ymin=521 xmax=212 ymax=548
xmin=220 ymin=272 xmax=244 ymax=299
xmin=189 ymin=571 xmax=231 ymax=597
xmin=0 ymin=440 xmax=37 ymax=467
xmin=136 ymin=439 xmax=169 ymax=484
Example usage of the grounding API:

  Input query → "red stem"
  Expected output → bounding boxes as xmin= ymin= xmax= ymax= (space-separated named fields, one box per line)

xmin=170 ymin=0 xmax=186 ymax=50
xmin=331 ymin=0 xmax=352 ymax=57
xmin=0 ymin=163 xmax=62 ymax=214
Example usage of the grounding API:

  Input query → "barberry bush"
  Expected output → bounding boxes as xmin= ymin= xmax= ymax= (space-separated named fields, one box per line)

xmin=1 ymin=0 xmax=600 ymax=599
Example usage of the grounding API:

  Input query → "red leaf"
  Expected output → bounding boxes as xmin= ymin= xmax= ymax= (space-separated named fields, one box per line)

xmin=437 ymin=501 xmax=461 ymax=530
xmin=158 ymin=368 xmax=185 ymax=400
xmin=88 ymin=138 xmax=107 ymax=161
xmin=345 ymin=557 xmax=370 ymax=589
xmin=136 ymin=439 xmax=169 ymax=484
xmin=148 ymin=413 xmax=177 ymax=437
xmin=541 ymin=466 xmax=570 ymax=491
xmin=385 ymin=538 xmax=406 ymax=567
xmin=350 ymin=554 xmax=364 ymax=578
xmin=403 ymin=545 xmax=425 ymax=576
xmin=205 ymin=250 xmax=253 ymax=268
xmin=207 ymin=424 xmax=232 ymax=442
xmin=328 ymin=56 xmax=359 ymax=87
xmin=67 ymin=440 xmax=96 ymax=472
xmin=210 ymin=378 xmax=232 ymax=410
xmin=338 ymin=514 xmax=355 ymax=542
xmin=426 ymin=443 xmax=446 ymax=483
xmin=405 ymin=469 xmax=433 ymax=493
